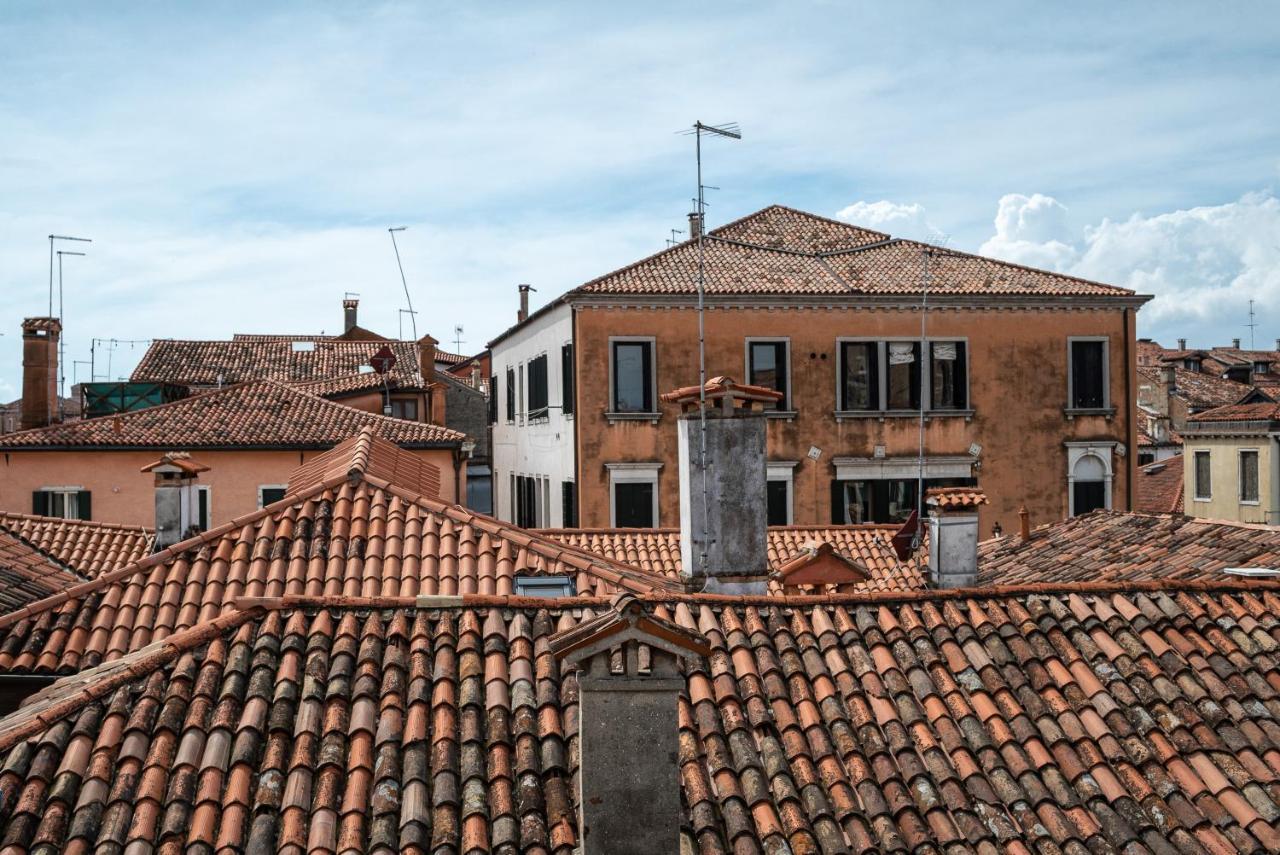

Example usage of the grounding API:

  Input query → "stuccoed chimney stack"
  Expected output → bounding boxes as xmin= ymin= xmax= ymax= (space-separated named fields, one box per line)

xmin=662 ymin=377 xmax=781 ymax=594
xmin=925 ymin=487 xmax=988 ymax=588
xmin=141 ymin=452 xmax=210 ymax=548
xmin=687 ymin=211 xmax=703 ymax=239
xmin=342 ymin=298 xmax=359 ymax=333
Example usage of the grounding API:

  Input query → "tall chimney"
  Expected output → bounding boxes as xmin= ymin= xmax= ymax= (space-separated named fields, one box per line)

xmin=1274 ymin=338 xmax=1280 ymax=352
xmin=1018 ymin=505 xmax=1030 ymax=540
xmin=687 ymin=211 xmax=703 ymax=240
xmin=20 ymin=317 xmax=60 ymax=430
xmin=417 ymin=334 xmax=437 ymax=386
xmin=549 ymin=593 xmax=709 ymax=855
xmin=517 ymin=284 xmax=535 ymax=323
xmin=141 ymin=452 xmax=210 ymax=548
xmin=925 ymin=488 xmax=987 ymax=589
xmin=664 ymin=377 xmax=780 ymax=594
xmin=1232 ymin=338 xmax=1242 ymax=349
xmin=1177 ymin=338 xmax=1187 ymax=350
xmin=343 ymin=298 xmax=359 ymax=333
xmin=1161 ymin=364 xmax=1177 ymax=392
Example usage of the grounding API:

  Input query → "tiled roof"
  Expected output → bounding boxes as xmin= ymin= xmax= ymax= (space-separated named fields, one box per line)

xmin=926 ymin=487 xmax=989 ymax=510
xmin=979 ymin=511 xmax=1280 ymax=585
xmin=131 ymin=338 xmax=428 ymax=387
xmin=290 ymin=370 xmax=392 ymax=397
xmin=542 ymin=525 xmax=927 ymax=592
xmin=5 ymin=585 xmax=1280 ymax=852
xmin=0 ymin=380 xmax=463 ymax=449
xmin=1136 ymin=455 xmax=1185 ymax=515
xmin=1187 ymin=402 xmax=1280 ymax=423
xmin=571 ymin=205 xmax=1136 ymax=300
xmin=0 ymin=434 xmax=678 ymax=674
xmin=1138 ymin=366 xmax=1255 ymax=409
xmin=286 ymin=426 xmax=442 ymax=499
xmin=0 ymin=514 xmax=154 ymax=578
xmin=0 ymin=528 xmax=84 ymax=614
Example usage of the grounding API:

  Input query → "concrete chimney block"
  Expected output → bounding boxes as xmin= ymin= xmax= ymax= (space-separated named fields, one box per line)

xmin=1233 ymin=338 xmax=1242 ymax=349
xmin=1177 ymin=338 xmax=1187 ymax=350
xmin=342 ymin=298 xmax=359 ymax=333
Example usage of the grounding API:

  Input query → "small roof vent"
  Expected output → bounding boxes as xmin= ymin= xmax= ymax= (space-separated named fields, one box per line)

xmin=514 ymin=574 xmax=576 ymax=597
xmin=1223 ymin=567 xmax=1280 ymax=578
xmin=292 ymin=340 xmax=316 ymax=352
xmin=358 ymin=364 xmax=375 ymax=374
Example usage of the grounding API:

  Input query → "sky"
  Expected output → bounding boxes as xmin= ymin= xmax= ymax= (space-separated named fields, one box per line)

xmin=2 ymin=2 xmax=1279 ymax=399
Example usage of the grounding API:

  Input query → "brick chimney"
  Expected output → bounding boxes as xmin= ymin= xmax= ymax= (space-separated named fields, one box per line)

xmin=343 ymin=298 xmax=359 ymax=333
xmin=1019 ymin=505 xmax=1031 ymax=540
xmin=20 ymin=317 xmax=61 ymax=430
xmin=550 ymin=593 xmax=709 ymax=855
xmin=925 ymin=488 xmax=987 ymax=588
xmin=663 ymin=377 xmax=781 ymax=594
xmin=1161 ymin=364 xmax=1177 ymax=392
xmin=141 ymin=452 xmax=210 ymax=548
xmin=416 ymin=334 xmax=437 ymax=385
xmin=517 ymin=284 xmax=534 ymax=323
xmin=687 ymin=211 xmax=703 ymax=240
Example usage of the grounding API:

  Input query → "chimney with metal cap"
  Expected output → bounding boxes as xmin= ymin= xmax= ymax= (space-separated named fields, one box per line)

xmin=142 ymin=452 xmax=210 ymax=548
xmin=925 ymin=488 xmax=988 ymax=588
xmin=343 ymin=298 xmax=359 ymax=333
xmin=517 ymin=284 xmax=535 ymax=323
xmin=687 ymin=211 xmax=703 ymax=240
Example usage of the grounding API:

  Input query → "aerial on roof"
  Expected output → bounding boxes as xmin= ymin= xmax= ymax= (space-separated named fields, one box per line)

xmin=1135 ymin=455 xmax=1185 ymax=515
xmin=0 ymin=526 xmax=84 ymax=614
xmin=0 ymin=513 xmax=154 ymax=578
xmin=0 ymin=379 xmax=463 ymax=449
xmin=979 ymin=510 xmax=1280 ymax=585
xmin=569 ymin=205 xmax=1140 ymax=300
xmin=3 ymin=582 xmax=1280 ymax=852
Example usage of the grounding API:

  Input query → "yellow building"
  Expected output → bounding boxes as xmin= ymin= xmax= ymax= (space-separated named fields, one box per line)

xmin=1182 ymin=402 xmax=1280 ymax=524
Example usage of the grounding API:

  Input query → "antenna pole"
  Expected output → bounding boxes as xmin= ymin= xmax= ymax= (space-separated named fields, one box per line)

xmin=1247 ymin=299 xmax=1258 ymax=350
xmin=388 ymin=227 xmax=417 ymax=340
xmin=915 ymin=248 xmax=930 ymax=546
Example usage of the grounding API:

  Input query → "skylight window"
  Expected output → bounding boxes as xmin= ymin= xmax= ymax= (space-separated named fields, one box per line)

xmin=514 ymin=574 xmax=576 ymax=597
xmin=292 ymin=340 xmax=316 ymax=352
xmin=358 ymin=364 xmax=375 ymax=374
xmin=1224 ymin=567 xmax=1280 ymax=578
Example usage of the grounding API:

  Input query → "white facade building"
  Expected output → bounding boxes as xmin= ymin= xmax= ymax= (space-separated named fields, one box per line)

xmin=490 ymin=301 xmax=577 ymax=528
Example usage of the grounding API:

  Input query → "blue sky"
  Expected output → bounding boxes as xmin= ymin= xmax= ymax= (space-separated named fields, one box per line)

xmin=2 ymin=2 xmax=1279 ymax=398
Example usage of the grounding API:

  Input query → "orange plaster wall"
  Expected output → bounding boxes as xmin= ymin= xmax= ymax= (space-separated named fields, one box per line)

xmin=0 ymin=446 xmax=459 ymax=528
xmin=573 ymin=304 xmax=1136 ymax=536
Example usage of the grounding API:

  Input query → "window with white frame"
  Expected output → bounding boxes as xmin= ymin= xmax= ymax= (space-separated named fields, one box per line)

xmin=1068 ymin=337 xmax=1109 ymax=410
xmin=1066 ymin=443 xmax=1114 ymax=516
xmin=33 ymin=487 xmax=90 ymax=520
xmin=195 ymin=485 xmax=211 ymax=531
xmin=746 ymin=339 xmax=790 ymax=410
xmin=258 ymin=485 xmax=287 ymax=508
xmin=1240 ymin=450 xmax=1260 ymax=503
xmin=766 ymin=462 xmax=796 ymax=525
xmin=1193 ymin=450 xmax=1212 ymax=500
xmin=607 ymin=463 xmax=661 ymax=527
xmin=837 ymin=338 xmax=968 ymax=412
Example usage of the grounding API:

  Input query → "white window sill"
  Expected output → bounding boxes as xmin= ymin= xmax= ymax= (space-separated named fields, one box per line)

xmin=834 ymin=409 xmax=975 ymax=422
xmin=606 ymin=411 xmax=661 ymax=424
xmin=765 ymin=409 xmax=799 ymax=421
xmin=1064 ymin=407 xmax=1116 ymax=420
xmin=1240 ymin=500 xmax=1261 ymax=506
xmin=1193 ymin=496 xmax=1212 ymax=502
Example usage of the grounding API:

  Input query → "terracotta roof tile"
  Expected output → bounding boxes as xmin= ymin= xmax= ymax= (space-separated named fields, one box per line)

xmin=0 ymin=514 xmax=154 ymax=579
xmin=0 ymin=527 xmax=85 ymax=613
xmin=1187 ymin=402 xmax=1280 ymax=424
xmin=4 ymin=585 xmax=1280 ymax=852
xmin=1136 ymin=456 xmax=1185 ymax=514
xmin=0 ymin=380 xmax=463 ymax=449
xmin=1138 ymin=366 xmax=1256 ymax=410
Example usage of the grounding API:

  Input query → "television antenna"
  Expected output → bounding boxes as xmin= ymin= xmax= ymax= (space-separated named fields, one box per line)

xmin=682 ymin=120 xmax=741 ymax=579
xmin=667 ymin=228 xmax=684 ymax=248
xmin=47 ymin=234 xmax=91 ymax=316
xmin=387 ymin=227 xmax=417 ymax=340
xmin=397 ymin=308 xmax=419 ymax=341
xmin=453 ymin=324 xmax=465 ymax=354
xmin=55 ymin=249 xmax=86 ymax=412
xmin=1246 ymin=299 xmax=1258 ymax=350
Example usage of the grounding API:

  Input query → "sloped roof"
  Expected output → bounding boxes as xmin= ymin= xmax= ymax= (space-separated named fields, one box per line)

xmin=978 ymin=511 xmax=1280 ymax=585
xmin=286 ymin=426 xmax=442 ymax=499
xmin=1187 ymin=402 xmax=1280 ymax=423
xmin=0 ymin=434 xmax=677 ymax=674
xmin=0 ymin=514 xmax=154 ymax=578
xmin=541 ymin=525 xmax=927 ymax=592
xmin=570 ymin=205 xmax=1136 ymax=300
xmin=4 ymin=584 xmax=1280 ymax=852
xmin=131 ymin=338 xmax=428 ymax=387
xmin=1138 ymin=366 xmax=1257 ymax=410
xmin=1135 ymin=455 xmax=1185 ymax=514
xmin=0 ymin=380 xmax=463 ymax=449
xmin=0 ymin=527 xmax=85 ymax=613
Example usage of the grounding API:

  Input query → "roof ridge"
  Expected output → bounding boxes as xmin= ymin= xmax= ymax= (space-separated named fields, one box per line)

xmin=884 ymin=237 xmax=1136 ymax=296
xmin=706 ymin=203 xmax=891 ymax=246
xmin=0 ymin=511 xmax=154 ymax=535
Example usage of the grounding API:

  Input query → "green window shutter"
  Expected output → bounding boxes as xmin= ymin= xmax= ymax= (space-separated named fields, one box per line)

xmin=77 ymin=491 xmax=92 ymax=521
xmin=32 ymin=491 xmax=49 ymax=516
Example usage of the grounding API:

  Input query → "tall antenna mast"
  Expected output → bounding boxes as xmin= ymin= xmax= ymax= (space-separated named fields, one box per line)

xmin=453 ymin=324 xmax=465 ymax=354
xmin=686 ymin=120 xmax=741 ymax=578
xmin=56 ymin=249 xmax=86 ymax=414
xmin=387 ymin=227 xmax=417 ymax=340
xmin=47 ymin=234 xmax=91 ymax=316
xmin=1246 ymin=299 xmax=1258 ymax=350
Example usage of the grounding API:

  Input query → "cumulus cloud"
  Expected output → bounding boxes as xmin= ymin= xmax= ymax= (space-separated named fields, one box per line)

xmin=835 ymin=200 xmax=941 ymax=241
xmin=978 ymin=191 xmax=1280 ymax=345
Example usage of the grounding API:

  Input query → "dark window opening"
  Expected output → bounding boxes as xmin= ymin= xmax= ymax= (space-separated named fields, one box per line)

xmin=748 ymin=341 xmax=788 ymax=409
xmin=766 ymin=479 xmax=789 ymax=526
xmin=886 ymin=342 xmax=921 ymax=410
xmin=561 ymin=344 xmax=575 ymax=416
xmin=32 ymin=489 xmax=91 ymax=520
xmin=467 ymin=465 xmax=493 ymax=514
xmin=1194 ymin=451 xmax=1212 ymax=499
xmin=1241 ymin=451 xmax=1259 ymax=502
xmin=514 ymin=575 xmax=576 ymax=597
xmin=1070 ymin=340 xmax=1106 ymax=409
xmin=930 ymin=341 xmax=967 ymax=410
xmin=515 ymin=475 xmax=539 ymax=528
xmin=488 ymin=375 xmax=498 ymax=424
xmin=260 ymin=487 xmax=287 ymax=507
xmin=1137 ymin=451 xmax=1156 ymax=466
xmin=561 ymin=481 xmax=577 ymax=527
xmin=1072 ymin=481 xmax=1106 ymax=516
xmin=614 ymin=481 xmax=655 ymax=527
xmin=196 ymin=488 xmax=210 ymax=531
xmin=832 ymin=477 xmax=975 ymax=524
xmin=527 ymin=354 xmax=549 ymax=417
xmin=840 ymin=342 xmax=879 ymax=410
xmin=390 ymin=398 xmax=418 ymax=421
xmin=612 ymin=341 xmax=653 ymax=413
xmin=505 ymin=368 xmax=515 ymax=423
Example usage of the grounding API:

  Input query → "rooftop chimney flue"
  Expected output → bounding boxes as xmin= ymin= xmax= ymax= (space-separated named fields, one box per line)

xmin=142 ymin=452 xmax=210 ymax=548
xmin=925 ymin=488 xmax=987 ymax=589
xmin=665 ymin=377 xmax=781 ymax=594
xmin=1177 ymin=338 xmax=1187 ymax=350
xmin=1233 ymin=338 xmax=1242 ymax=349
xmin=517 ymin=284 xmax=535 ymax=323
xmin=342 ymin=298 xmax=359 ymax=333
xmin=20 ymin=317 xmax=61 ymax=430
xmin=687 ymin=211 xmax=704 ymax=240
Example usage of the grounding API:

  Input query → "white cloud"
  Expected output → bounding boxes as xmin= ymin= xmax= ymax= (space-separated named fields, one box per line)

xmin=835 ymin=200 xmax=940 ymax=241
xmin=978 ymin=193 xmax=1078 ymax=271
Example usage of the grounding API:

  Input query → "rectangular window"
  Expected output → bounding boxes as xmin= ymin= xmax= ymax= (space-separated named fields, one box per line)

xmin=832 ymin=477 xmax=974 ymax=524
xmin=1240 ymin=450 xmax=1260 ymax=503
xmin=561 ymin=344 xmax=575 ymax=416
xmin=1194 ymin=451 xmax=1212 ymax=500
xmin=515 ymin=475 xmax=540 ymax=528
xmin=1070 ymin=339 xmax=1107 ymax=409
xmin=886 ymin=341 xmax=921 ymax=410
xmin=33 ymin=488 xmax=91 ymax=521
xmin=390 ymin=398 xmax=418 ymax=421
xmin=488 ymin=375 xmax=498 ymax=425
xmin=766 ymin=479 xmax=790 ymax=526
xmin=505 ymin=368 xmax=515 ymax=423
xmin=613 ymin=481 xmax=655 ymax=527
xmin=611 ymin=340 xmax=654 ymax=413
xmin=527 ymin=354 xmax=549 ymax=417
xmin=1072 ymin=481 xmax=1107 ymax=516
xmin=259 ymin=486 xmax=287 ymax=508
xmin=930 ymin=341 xmax=967 ymax=410
xmin=840 ymin=341 xmax=879 ymax=410
xmin=562 ymin=481 xmax=577 ymax=527
xmin=196 ymin=485 xmax=211 ymax=531
xmin=466 ymin=465 xmax=493 ymax=514
xmin=747 ymin=339 xmax=788 ymax=409
xmin=517 ymin=364 xmax=525 ymax=422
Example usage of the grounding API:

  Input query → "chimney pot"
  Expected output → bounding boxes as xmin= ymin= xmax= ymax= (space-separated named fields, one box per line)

xmin=1233 ymin=338 xmax=1241 ymax=349
xmin=517 ymin=284 xmax=534 ymax=323
xmin=687 ymin=211 xmax=704 ymax=240
xmin=143 ymin=452 xmax=208 ymax=549
xmin=1018 ymin=505 xmax=1031 ymax=541
xmin=1177 ymin=338 xmax=1187 ymax=350
xmin=1274 ymin=338 xmax=1280 ymax=352
xmin=417 ymin=335 xmax=437 ymax=387
xmin=342 ymin=298 xmax=359 ymax=333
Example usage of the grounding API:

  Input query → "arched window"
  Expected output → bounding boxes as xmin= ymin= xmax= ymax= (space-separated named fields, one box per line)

xmin=1067 ymin=444 xmax=1115 ymax=516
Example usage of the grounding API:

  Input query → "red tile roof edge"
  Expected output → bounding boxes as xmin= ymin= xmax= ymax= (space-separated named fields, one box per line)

xmin=0 ymin=512 xmax=154 ymax=536
xmin=0 ymin=522 xmax=85 ymax=581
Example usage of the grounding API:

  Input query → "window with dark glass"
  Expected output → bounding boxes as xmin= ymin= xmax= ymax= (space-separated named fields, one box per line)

xmin=505 ymin=368 xmax=515 ymax=423
xmin=260 ymin=487 xmax=286 ymax=507
xmin=390 ymin=398 xmax=418 ymax=421
xmin=831 ymin=477 xmax=974 ymax=524
xmin=515 ymin=475 xmax=539 ymax=528
xmin=1194 ymin=451 xmax=1212 ymax=499
xmin=886 ymin=342 xmax=921 ymax=410
xmin=196 ymin=487 xmax=210 ymax=531
xmin=32 ymin=489 xmax=91 ymax=520
xmin=561 ymin=344 xmax=575 ymax=416
xmin=748 ymin=340 xmax=788 ymax=409
xmin=839 ymin=342 xmax=879 ymax=410
xmin=1072 ymin=481 xmax=1107 ymax=516
xmin=611 ymin=341 xmax=653 ymax=413
xmin=1240 ymin=451 xmax=1259 ymax=502
xmin=467 ymin=465 xmax=493 ymax=514
xmin=527 ymin=354 xmax=549 ymax=417
xmin=488 ymin=375 xmax=498 ymax=424
xmin=613 ymin=481 xmax=655 ymax=527
xmin=562 ymin=481 xmax=577 ymax=527
xmin=1070 ymin=340 xmax=1106 ymax=409
xmin=766 ymin=479 xmax=789 ymax=526
xmin=929 ymin=341 xmax=967 ymax=410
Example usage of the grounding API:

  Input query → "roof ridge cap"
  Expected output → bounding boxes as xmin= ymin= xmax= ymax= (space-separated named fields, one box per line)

xmin=885 ymin=238 xmax=1137 ymax=296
